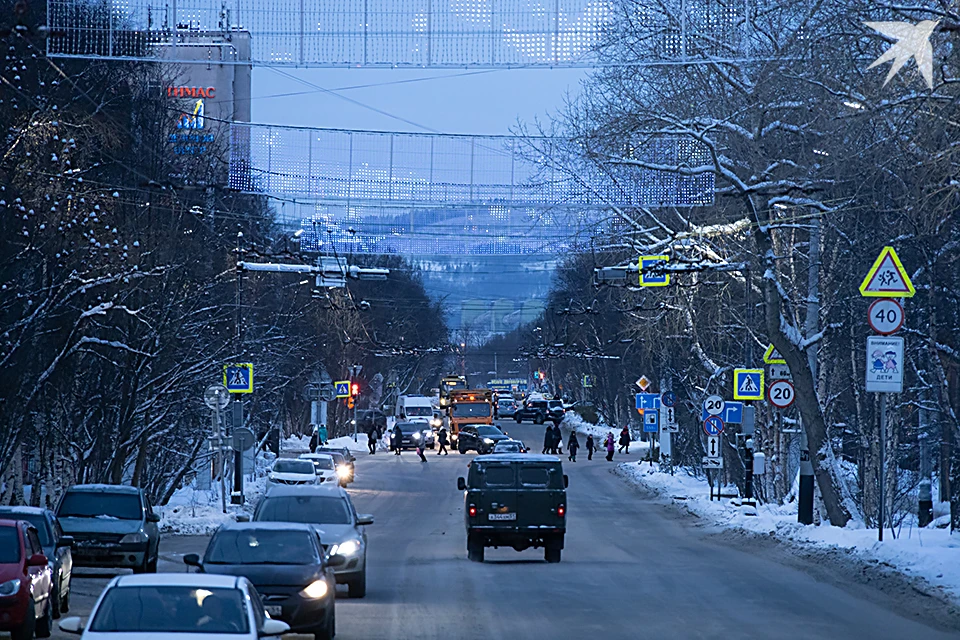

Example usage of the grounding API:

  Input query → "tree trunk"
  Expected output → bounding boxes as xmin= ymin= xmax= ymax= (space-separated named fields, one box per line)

xmin=131 ymin=433 xmax=148 ymax=488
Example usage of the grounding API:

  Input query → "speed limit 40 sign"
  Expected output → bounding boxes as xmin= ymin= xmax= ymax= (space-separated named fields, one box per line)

xmin=768 ymin=380 xmax=795 ymax=409
xmin=867 ymin=298 xmax=904 ymax=335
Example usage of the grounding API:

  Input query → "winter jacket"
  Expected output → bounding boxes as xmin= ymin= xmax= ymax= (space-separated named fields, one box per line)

xmin=567 ymin=433 xmax=580 ymax=451
xmin=543 ymin=426 xmax=554 ymax=448
xmin=605 ymin=435 xmax=615 ymax=452
xmin=619 ymin=429 xmax=630 ymax=446
xmin=438 ymin=428 xmax=449 ymax=445
xmin=318 ymin=425 xmax=328 ymax=444
xmin=585 ymin=435 xmax=595 ymax=451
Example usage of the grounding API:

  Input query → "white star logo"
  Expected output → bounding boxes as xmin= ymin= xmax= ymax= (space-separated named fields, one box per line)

xmin=865 ymin=20 xmax=939 ymax=89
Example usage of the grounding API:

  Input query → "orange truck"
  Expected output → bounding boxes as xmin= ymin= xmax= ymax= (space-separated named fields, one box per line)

xmin=446 ymin=389 xmax=494 ymax=444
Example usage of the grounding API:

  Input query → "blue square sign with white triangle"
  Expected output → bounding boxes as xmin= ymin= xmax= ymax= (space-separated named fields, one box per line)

xmin=733 ymin=368 xmax=764 ymax=401
xmin=223 ymin=363 xmax=253 ymax=394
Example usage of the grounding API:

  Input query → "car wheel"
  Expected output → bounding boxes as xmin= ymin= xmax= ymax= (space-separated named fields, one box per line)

xmin=544 ymin=546 xmax=561 ymax=563
xmin=467 ymin=534 xmax=484 ymax=562
xmin=11 ymin=597 xmax=35 ymax=640
xmin=51 ymin=580 xmax=61 ymax=620
xmin=348 ymin=571 xmax=367 ymax=598
xmin=535 ymin=414 xmax=544 ymax=425
xmin=59 ymin=582 xmax=70 ymax=614
xmin=34 ymin=596 xmax=52 ymax=639
xmin=458 ymin=444 xmax=466 ymax=454
xmin=515 ymin=417 xmax=522 ymax=423
xmin=147 ymin=551 xmax=159 ymax=573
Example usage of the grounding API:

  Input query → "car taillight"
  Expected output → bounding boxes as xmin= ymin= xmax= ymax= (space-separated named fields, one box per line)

xmin=468 ymin=505 xmax=477 ymax=517
xmin=557 ymin=505 xmax=565 ymax=517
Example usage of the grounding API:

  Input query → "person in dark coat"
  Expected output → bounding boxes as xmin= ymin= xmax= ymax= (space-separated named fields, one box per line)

xmin=605 ymin=433 xmax=615 ymax=461
xmin=367 ymin=427 xmax=378 ymax=455
xmin=309 ymin=428 xmax=318 ymax=453
xmin=618 ymin=427 xmax=630 ymax=454
xmin=542 ymin=425 xmax=553 ymax=454
xmin=567 ymin=432 xmax=580 ymax=462
xmin=552 ymin=424 xmax=563 ymax=455
xmin=392 ymin=424 xmax=403 ymax=456
xmin=585 ymin=434 xmax=595 ymax=460
xmin=437 ymin=427 xmax=449 ymax=455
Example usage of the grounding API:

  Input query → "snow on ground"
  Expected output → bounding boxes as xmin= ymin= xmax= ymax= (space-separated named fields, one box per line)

xmin=282 ymin=432 xmax=372 ymax=453
xmin=618 ymin=461 xmax=960 ymax=605
xmin=562 ymin=412 xmax=647 ymax=446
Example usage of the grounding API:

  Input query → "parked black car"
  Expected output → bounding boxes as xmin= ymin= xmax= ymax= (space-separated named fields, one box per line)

xmin=457 ymin=424 xmax=510 ymax=454
xmin=0 ymin=507 xmax=73 ymax=618
xmin=56 ymin=485 xmax=161 ymax=574
xmin=185 ymin=522 xmax=341 ymax=640
xmin=514 ymin=399 xmax=564 ymax=425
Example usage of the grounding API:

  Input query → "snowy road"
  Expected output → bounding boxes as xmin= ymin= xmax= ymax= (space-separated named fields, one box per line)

xmin=48 ymin=422 xmax=960 ymax=639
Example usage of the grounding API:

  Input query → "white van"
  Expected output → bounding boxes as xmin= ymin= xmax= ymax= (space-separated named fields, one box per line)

xmin=396 ymin=395 xmax=435 ymax=424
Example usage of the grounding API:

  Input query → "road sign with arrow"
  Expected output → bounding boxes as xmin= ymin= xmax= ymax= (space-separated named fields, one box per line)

xmin=706 ymin=435 xmax=720 ymax=457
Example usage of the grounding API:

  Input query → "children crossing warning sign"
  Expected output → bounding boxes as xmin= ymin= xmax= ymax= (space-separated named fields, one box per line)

xmin=859 ymin=246 xmax=915 ymax=297
xmin=733 ymin=368 xmax=764 ymax=401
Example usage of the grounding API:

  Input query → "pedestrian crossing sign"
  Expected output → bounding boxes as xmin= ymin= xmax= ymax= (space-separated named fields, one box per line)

xmin=223 ymin=363 xmax=253 ymax=394
xmin=639 ymin=255 xmax=670 ymax=287
xmin=733 ymin=369 xmax=764 ymax=401
xmin=335 ymin=381 xmax=351 ymax=399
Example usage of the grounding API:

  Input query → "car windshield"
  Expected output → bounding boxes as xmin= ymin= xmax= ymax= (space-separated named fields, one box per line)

xmin=58 ymin=492 xmax=142 ymax=520
xmin=205 ymin=529 xmax=317 ymax=565
xmin=399 ymin=423 xmax=423 ymax=434
xmin=2 ymin=513 xmax=51 ymax=546
xmin=452 ymin=402 xmax=491 ymax=418
xmin=477 ymin=426 xmax=503 ymax=436
xmin=0 ymin=528 xmax=20 ymax=562
xmin=404 ymin=406 xmax=433 ymax=416
xmin=304 ymin=456 xmax=334 ymax=471
xmin=256 ymin=496 xmax=352 ymax=525
xmin=89 ymin=586 xmax=250 ymax=634
xmin=272 ymin=460 xmax=315 ymax=475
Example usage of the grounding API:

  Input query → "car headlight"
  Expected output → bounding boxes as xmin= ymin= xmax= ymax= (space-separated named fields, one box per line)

xmin=483 ymin=438 xmax=494 ymax=444
xmin=0 ymin=578 xmax=21 ymax=597
xmin=412 ymin=432 xmax=420 ymax=440
xmin=423 ymin=430 xmax=433 ymax=438
xmin=120 ymin=532 xmax=147 ymax=544
xmin=336 ymin=466 xmax=350 ymax=479
xmin=300 ymin=579 xmax=330 ymax=599
xmin=330 ymin=539 xmax=361 ymax=557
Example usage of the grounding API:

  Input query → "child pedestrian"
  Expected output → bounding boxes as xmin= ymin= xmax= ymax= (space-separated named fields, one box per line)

xmin=585 ymin=434 xmax=595 ymax=460
xmin=605 ymin=433 xmax=615 ymax=461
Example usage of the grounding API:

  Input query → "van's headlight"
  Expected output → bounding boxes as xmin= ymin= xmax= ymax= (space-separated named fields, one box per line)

xmin=300 ymin=580 xmax=330 ymax=599
xmin=430 ymin=418 xmax=442 ymax=427
xmin=0 ymin=579 xmax=21 ymax=597
xmin=336 ymin=466 xmax=350 ymax=479
xmin=330 ymin=539 xmax=361 ymax=557
xmin=120 ymin=532 xmax=147 ymax=544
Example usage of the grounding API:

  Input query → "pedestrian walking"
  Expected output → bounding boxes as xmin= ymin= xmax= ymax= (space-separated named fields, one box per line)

xmin=318 ymin=424 xmax=329 ymax=446
xmin=618 ymin=427 xmax=630 ymax=454
xmin=367 ymin=427 xmax=377 ymax=455
xmin=585 ymin=434 xmax=595 ymax=460
xmin=309 ymin=428 xmax=318 ymax=453
xmin=437 ymin=427 xmax=449 ymax=455
xmin=567 ymin=432 xmax=580 ymax=462
xmin=605 ymin=433 xmax=615 ymax=462
xmin=416 ymin=441 xmax=427 ymax=463
xmin=542 ymin=425 xmax=553 ymax=454
xmin=553 ymin=423 xmax=563 ymax=455
xmin=392 ymin=424 xmax=403 ymax=456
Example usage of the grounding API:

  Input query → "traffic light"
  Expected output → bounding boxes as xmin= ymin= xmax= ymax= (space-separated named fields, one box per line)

xmin=347 ymin=396 xmax=355 ymax=409
xmin=351 ymin=382 xmax=360 ymax=397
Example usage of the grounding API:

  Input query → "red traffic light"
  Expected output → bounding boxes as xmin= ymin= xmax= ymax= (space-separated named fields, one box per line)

xmin=351 ymin=383 xmax=360 ymax=397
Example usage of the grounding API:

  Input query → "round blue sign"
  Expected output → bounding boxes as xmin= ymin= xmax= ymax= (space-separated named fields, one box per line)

xmin=661 ymin=391 xmax=677 ymax=408
xmin=702 ymin=416 xmax=724 ymax=436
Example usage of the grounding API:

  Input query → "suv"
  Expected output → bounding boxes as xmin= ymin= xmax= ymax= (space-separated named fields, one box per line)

xmin=457 ymin=454 xmax=568 ymax=563
xmin=496 ymin=398 xmax=517 ymax=419
xmin=457 ymin=424 xmax=510 ymax=454
xmin=514 ymin=399 xmax=564 ymax=425
xmin=56 ymin=485 xmax=161 ymax=574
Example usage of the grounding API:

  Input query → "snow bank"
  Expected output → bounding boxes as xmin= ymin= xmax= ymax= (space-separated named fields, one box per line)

xmin=562 ymin=412 xmax=644 ymax=443
xmin=618 ymin=462 xmax=960 ymax=605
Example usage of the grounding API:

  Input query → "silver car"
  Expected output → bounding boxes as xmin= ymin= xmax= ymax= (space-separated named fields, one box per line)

xmin=253 ymin=484 xmax=373 ymax=598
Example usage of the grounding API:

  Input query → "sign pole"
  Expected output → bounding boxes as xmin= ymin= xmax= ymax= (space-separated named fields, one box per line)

xmin=878 ymin=392 xmax=886 ymax=542
xmin=231 ymin=399 xmax=244 ymax=505
xmin=213 ymin=406 xmax=226 ymax=514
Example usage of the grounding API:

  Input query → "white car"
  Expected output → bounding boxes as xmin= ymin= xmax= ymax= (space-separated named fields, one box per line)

xmin=57 ymin=572 xmax=289 ymax=638
xmin=265 ymin=459 xmax=318 ymax=490
xmin=298 ymin=453 xmax=339 ymax=484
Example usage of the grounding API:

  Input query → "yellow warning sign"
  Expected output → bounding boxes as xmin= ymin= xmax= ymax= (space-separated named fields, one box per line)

xmin=763 ymin=344 xmax=786 ymax=365
xmin=859 ymin=246 xmax=915 ymax=298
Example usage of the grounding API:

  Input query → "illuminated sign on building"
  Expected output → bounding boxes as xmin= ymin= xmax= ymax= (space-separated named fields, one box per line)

xmin=166 ymin=86 xmax=216 ymax=98
xmin=177 ymin=99 xmax=205 ymax=130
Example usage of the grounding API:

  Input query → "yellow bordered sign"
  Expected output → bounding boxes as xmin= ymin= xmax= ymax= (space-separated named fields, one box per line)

xmin=639 ymin=255 xmax=670 ymax=287
xmin=223 ymin=363 xmax=253 ymax=394
xmin=859 ymin=246 xmax=914 ymax=297
xmin=763 ymin=344 xmax=786 ymax=365
xmin=733 ymin=368 xmax=764 ymax=401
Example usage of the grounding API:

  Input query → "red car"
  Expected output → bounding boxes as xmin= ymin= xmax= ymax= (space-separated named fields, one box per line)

xmin=0 ymin=519 xmax=53 ymax=639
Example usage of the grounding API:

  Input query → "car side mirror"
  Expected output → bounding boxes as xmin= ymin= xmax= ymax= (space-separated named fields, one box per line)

xmin=259 ymin=618 xmax=290 ymax=637
xmin=356 ymin=514 xmax=374 ymax=526
xmin=326 ymin=554 xmax=347 ymax=568
xmin=183 ymin=553 xmax=202 ymax=569
xmin=57 ymin=535 xmax=74 ymax=548
xmin=563 ymin=475 xmax=569 ymax=488
xmin=28 ymin=553 xmax=48 ymax=567
xmin=457 ymin=477 xmax=466 ymax=491
xmin=146 ymin=513 xmax=160 ymax=523
xmin=58 ymin=617 xmax=84 ymax=635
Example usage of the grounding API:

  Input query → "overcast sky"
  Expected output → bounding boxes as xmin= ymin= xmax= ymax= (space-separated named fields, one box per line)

xmin=250 ymin=68 xmax=586 ymax=134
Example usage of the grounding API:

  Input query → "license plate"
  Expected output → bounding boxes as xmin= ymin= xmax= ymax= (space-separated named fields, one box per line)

xmin=265 ymin=605 xmax=282 ymax=617
xmin=488 ymin=512 xmax=516 ymax=521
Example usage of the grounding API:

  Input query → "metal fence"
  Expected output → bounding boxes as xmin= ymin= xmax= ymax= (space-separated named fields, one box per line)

xmin=229 ymin=123 xmax=715 ymax=209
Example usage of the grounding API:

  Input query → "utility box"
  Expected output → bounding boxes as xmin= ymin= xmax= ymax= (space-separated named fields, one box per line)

xmin=753 ymin=452 xmax=766 ymax=475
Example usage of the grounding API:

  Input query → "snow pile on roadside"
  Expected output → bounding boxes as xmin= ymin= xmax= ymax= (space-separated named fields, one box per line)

xmin=282 ymin=433 xmax=311 ymax=452
xmin=618 ymin=462 xmax=960 ymax=604
xmin=563 ymin=412 xmax=643 ymax=443
xmin=326 ymin=435 xmax=369 ymax=453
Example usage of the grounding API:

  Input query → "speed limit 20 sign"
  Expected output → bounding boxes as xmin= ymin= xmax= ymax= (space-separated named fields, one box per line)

xmin=768 ymin=380 xmax=795 ymax=409
xmin=867 ymin=298 xmax=904 ymax=335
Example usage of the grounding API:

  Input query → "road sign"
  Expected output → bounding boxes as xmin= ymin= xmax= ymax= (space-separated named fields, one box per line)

xmin=768 ymin=380 xmax=795 ymax=409
xmin=644 ymin=410 xmax=659 ymax=433
xmin=706 ymin=435 xmax=720 ymax=457
xmin=703 ymin=395 xmax=725 ymax=416
xmin=867 ymin=298 xmax=904 ymax=335
xmin=232 ymin=427 xmax=255 ymax=451
xmin=582 ymin=374 xmax=594 ymax=388
xmin=700 ymin=401 xmax=743 ymax=424
xmin=635 ymin=393 xmax=660 ymax=410
xmin=661 ymin=391 xmax=677 ymax=408
xmin=702 ymin=415 xmax=724 ymax=436
xmin=335 ymin=380 xmax=351 ymax=398
xmin=223 ymin=364 xmax=253 ymax=394
xmin=768 ymin=364 xmax=791 ymax=380
xmin=763 ymin=344 xmax=786 ymax=364
xmin=636 ymin=376 xmax=651 ymax=391
xmin=639 ymin=255 xmax=670 ymax=287
xmin=702 ymin=457 xmax=723 ymax=470
xmin=204 ymin=384 xmax=231 ymax=410
xmin=866 ymin=336 xmax=905 ymax=393
xmin=320 ymin=385 xmax=336 ymax=402
xmin=859 ymin=246 xmax=915 ymax=297
xmin=733 ymin=369 xmax=764 ymax=401
xmin=660 ymin=405 xmax=678 ymax=433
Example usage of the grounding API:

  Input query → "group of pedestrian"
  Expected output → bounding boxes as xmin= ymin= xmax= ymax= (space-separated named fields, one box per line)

xmin=541 ymin=423 xmax=564 ymax=455
xmin=308 ymin=424 xmax=328 ymax=453
xmin=366 ymin=425 xmax=382 ymax=455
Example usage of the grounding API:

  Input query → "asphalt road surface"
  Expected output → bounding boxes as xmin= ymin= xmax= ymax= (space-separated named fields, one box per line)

xmin=40 ymin=421 xmax=960 ymax=640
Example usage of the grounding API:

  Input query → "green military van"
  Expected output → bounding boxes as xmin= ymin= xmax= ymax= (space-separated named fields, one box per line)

xmin=457 ymin=454 xmax=568 ymax=563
